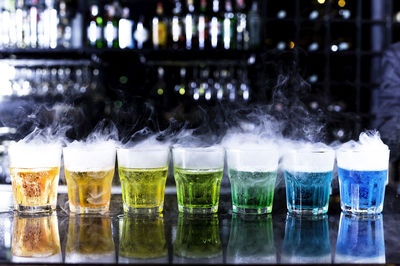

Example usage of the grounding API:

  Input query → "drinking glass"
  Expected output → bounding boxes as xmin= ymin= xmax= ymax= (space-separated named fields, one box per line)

xmin=226 ymin=148 xmax=279 ymax=214
xmin=283 ymin=149 xmax=335 ymax=215
xmin=173 ymin=146 xmax=224 ymax=214
xmin=63 ymin=142 xmax=116 ymax=214
xmin=8 ymin=142 xmax=61 ymax=213
xmin=336 ymin=149 xmax=389 ymax=214
xmin=117 ymin=147 xmax=169 ymax=214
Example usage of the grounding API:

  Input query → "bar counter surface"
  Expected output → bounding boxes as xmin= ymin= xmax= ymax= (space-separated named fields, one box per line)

xmin=0 ymin=185 xmax=399 ymax=265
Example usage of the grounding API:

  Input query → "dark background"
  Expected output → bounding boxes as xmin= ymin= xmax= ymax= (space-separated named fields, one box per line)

xmin=0 ymin=0 xmax=400 ymax=183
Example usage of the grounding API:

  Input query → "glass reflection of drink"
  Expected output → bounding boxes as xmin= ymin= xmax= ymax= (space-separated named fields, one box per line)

xmin=65 ymin=215 xmax=115 ymax=263
xmin=174 ymin=214 xmax=222 ymax=263
xmin=226 ymin=148 xmax=278 ymax=214
xmin=11 ymin=213 xmax=61 ymax=263
xmin=8 ymin=142 xmax=61 ymax=213
xmin=283 ymin=148 xmax=335 ymax=215
xmin=227 ymin=214 xmax=276 ymax=264
xmin=282 ymin=214 xmax=331 ymax=264
xmin=335 ymin=213 xmax=385 ymax=263
xmin=117 ymin=148 xmax=169 ymax=213
xmin=173 ymin=147 xmax=224 ymax=214
xmin=119 ymin=214 xmax=167 ymax=263
xmin=337 ymin=149 xmax=389 ymax=214
xmin=63 ymin=142 xmax=116 ymax=214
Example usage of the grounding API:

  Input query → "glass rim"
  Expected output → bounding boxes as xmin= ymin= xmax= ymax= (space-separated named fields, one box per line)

xmin=336 ymin=149 xmax=390 ymax=154
xmin=117 ymin=147 xmax=170 ymax=152
xmin=285 ymin=149 xmax=335 ymax=155
xmin=225 ymin=147 xmax=279 ymax=153
xmin=63 ymin=146 xmax=116 ymax=152
xmin=171 ymin=146 xmax=224 ymax=152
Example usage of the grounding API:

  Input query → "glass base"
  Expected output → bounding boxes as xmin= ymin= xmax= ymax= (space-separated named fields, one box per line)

xmin=15 ymin=204 xmax=55 ymax=213
xmin=178 ymin=205 xmax=218 ymax=214
xmin=69 ymin=204 xmax=109 ymax=214
xmin=288 ymin=205 xmax=328 ymax=215
xmin=123 ymin=205 xmax=163 ymax=214
xmin=232 ymin=205 xmax=272 ymax=215
xmin=341 ymin=204 xmax=383 ymax=215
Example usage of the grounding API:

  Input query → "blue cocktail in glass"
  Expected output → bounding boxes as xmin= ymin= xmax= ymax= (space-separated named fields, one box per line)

xmin=337 ymin=149 xmax=389 ymax=214
xmin=283 ymin=148 xmax=335 ymax=215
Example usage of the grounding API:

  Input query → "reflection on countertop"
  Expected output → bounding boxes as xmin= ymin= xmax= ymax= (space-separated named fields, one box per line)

xmin=1 ymin=188 xmax=400 ymax=264
xmin=335 ymin=213 xmax=385 ymax=264
xmin=11 ymin=213 xmax=61 ymax=263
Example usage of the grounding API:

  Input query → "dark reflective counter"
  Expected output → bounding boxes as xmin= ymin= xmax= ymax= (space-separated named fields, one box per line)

xmin=0 ymin=186 xmax=400 ymax=265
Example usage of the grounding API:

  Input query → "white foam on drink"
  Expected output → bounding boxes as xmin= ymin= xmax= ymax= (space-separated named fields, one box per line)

xmin=226 ymin=144 xmax=280 ymax=172
xmin=172 ymin=146 xmax=224 ymax=170
xmin=283 ymin=142 xmax=335 ymax=173
xmin=117 ymin=145 xmax=169 ymax=169
xmin=8 ymin=141 xmax=61 ymax=168
xmin=63 ymin=141 xmax=116 ymax=172
xmin=337 ymin=131 xmax=389 ymax=171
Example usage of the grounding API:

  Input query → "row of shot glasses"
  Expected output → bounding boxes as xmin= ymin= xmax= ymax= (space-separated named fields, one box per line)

xmin=8 ymin=135 xmax=389 ymax=215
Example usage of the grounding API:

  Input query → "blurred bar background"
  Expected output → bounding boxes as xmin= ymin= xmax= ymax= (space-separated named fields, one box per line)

xmin=0 ymin=0 xmax=399 ymax=184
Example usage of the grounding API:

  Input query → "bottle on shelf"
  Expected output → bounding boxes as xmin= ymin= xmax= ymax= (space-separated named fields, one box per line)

xmin=185 ymin=0 xmax=196 ymax=49
xmin=87 ymin=3 xmax=103 ymax=48
xmin=29 ymin=0 xmax=39 ymax=48
xmin=171 ymin=0 xmax=184 ymax=49
xmin=248 ymin=1 xmax=261 ymax=49
xmin=134 ymin=15 xmax=149 ymax=49
xmin=223 ymin=0 xmax=235 ymax=50
xmin=198 ymin=0 xmax=208 ymax=50
xmin=45 ymin=0 xmax=58 ymax=48
xmin=58 ymin=0 xmax=72 ymax=48
xmin=210 ymin=0 xmax=221 ymax=49
xmin=152 ymin=2 xmax=167 ymax=49
xmin=104 ymin=3 xmax=119 ymax=49
xmin=235 ymin=0 xmax=248 ymax=50
xmin=118 ymin=6 xmax=134 ymax=49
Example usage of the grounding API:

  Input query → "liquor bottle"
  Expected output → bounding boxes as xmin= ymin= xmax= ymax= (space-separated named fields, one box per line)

xmin=58 ymin=0 xmax=72 ymax=48
xmin=152 ymin=2 xmax=167 ymax=49
xmin=29 ymin=0 xmax=38 ymax=48
xmin=171 ymin=0 xmax=184 ymax=49
xmin=104 ymin=4 xmax=119 ymax=48
xmin=0 ymin=0 xmax=13 ymax=48
xmin=174 ymin=67 xmax=186 ymax=95
xmin=71 ymin=1 xmax=83 ymax=48
xmin=119 ymin=7 xmax=134 ymax=49
xmin=15 ymin=0 xmax=26 ymax=48
xmin=210 ymin=0 xmax=221 ymax=49
xmin=185 ymin=0 xmax=197 ymax=49
xmin=235 ymin=0 xmax=248 ymax=50
xmin=46 ymin=0 xmax=58 ymax=48
xmin=154 ymin=67 xmax=166 ymax=97
xmin=87 ymin=4 xmax=103 ymax=48
xmin=198 ymin=0 xmax=208 ymax=50
xmin=248 ymin=1 xmax=261 ymax=49
xmin=223 ymin=0 xmax=235 ymax=50
xmin=134 ymin=15 xmax=149 ymax=49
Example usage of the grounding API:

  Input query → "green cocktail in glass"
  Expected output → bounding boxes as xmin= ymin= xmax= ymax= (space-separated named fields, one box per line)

xmin=226 ymin=148 xmax=279 ymax=214
xmin=173 ymin=147 xmax=224 ymax=214
xmin=117 ymin=148 xmax=169 ymax=214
